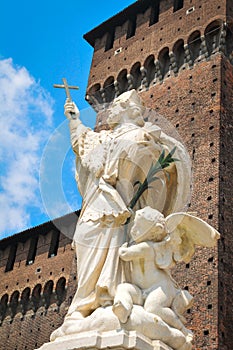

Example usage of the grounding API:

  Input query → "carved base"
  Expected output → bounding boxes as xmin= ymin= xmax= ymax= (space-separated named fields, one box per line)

xmin=36 ymin=330 xmax=173 ymax=350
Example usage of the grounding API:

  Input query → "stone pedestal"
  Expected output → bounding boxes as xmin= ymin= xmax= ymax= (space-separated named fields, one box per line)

xmin=36 ymin=330 xmax=173 ymax=350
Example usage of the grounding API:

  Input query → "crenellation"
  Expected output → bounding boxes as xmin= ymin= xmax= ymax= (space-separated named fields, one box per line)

xmin=173 ymin=0 xmax=184 ymax=13
xmin=149 ymin=1 xmax=160 ymax=26
xmin=5 ymin=244 xmax=17 ymax=272
xmin=89 ymin=17 xmax=233 ymax=108
xmin=159 ymin=0 xmax=174 ymax=16
xmin=85 ymin=0 xmax=228 ymax=90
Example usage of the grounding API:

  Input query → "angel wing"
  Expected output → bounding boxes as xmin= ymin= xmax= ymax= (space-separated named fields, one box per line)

xmin=154 ymin=212 xmax=220 ymax=269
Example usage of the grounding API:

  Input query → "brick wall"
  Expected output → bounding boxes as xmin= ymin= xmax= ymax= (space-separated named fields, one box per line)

xmin=0 ymin=213 xmax=78 ymax=350
xmin=218 ymin=57 xmax=233 ymax=350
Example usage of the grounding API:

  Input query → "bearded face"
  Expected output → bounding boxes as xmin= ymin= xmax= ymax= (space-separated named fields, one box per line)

xmin=106 ymin=100 xmax=145 ymax=128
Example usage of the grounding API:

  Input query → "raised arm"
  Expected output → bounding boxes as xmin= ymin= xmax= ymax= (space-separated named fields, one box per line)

xmin=64 ymin=99 xmax=89 ymax=151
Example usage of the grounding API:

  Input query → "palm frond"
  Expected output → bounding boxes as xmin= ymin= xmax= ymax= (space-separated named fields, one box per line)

xmin=128 ymin=147 xmax=178 ymax=210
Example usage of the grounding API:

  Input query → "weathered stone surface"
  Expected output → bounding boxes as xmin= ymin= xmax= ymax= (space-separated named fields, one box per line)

xmin=37 ymin=330 xmax=172 ymax=350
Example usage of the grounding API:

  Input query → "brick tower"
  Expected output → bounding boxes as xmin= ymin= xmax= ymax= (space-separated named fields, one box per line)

xmin=83 ymin=1 xmax=233 ymax=349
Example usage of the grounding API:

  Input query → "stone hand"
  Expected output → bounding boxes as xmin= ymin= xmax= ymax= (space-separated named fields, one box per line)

xmin=119 ymin=243 xmax=129 ymax=260
xmin=64 ymin=99 xmax=80 ymax=120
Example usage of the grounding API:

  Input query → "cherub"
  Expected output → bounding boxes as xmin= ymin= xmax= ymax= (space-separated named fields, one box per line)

xmin=113 ymin=206 xmax=220 ymax=347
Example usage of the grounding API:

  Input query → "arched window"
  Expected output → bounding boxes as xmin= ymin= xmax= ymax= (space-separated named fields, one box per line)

xmin=0 ymin=294 xmax=9 ymax=320
xmin=144 ymin=55 xmax=156 ymax=86
xmin=103 ymin=77 xmax=115 ymax=103
xmin=9 ymin=291 xmax=20 ymax=317
xmin=173 ymin=39 xmax=185 ymax=70
xmin=55 ymin=277 xmax=66 ymax=305
xmin=205 ymin=20 xmax=222 ymax=56
xmin=21 ymin=288 xmax=31 ymax=314
xmin=43 ymin=280 xmax=54 ymax=308
xmin=188 ymin=31 xmax=202 ymax=63
xmin=117 ymin=69 xmax=129 ymax=95
xmin=31 ymin=284 xmax=42 ymax=312
xmin=226 ymin=26 xmax=233 ymax=56
xmin=158 ymin=47 xmax=170 ymax=79
xmin=130 ymin=62 xmax=142 ymax=90
xmin=88 ymin=83 xmax=103 ymax=106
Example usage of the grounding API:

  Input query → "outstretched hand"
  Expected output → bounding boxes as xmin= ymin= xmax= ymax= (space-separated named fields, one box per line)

xmin=64 ymin=99 xmax=80 ymax=120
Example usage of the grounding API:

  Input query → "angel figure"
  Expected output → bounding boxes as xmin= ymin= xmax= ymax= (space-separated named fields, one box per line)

xmin=113 ymin=206 xmax=220 ymax=349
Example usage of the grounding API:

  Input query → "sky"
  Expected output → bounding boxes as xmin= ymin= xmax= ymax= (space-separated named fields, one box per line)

xmin=0 ymin=0 xmax=135 ymax=238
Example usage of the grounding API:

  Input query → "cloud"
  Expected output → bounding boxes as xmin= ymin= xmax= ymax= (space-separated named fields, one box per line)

xmin=39 ymin=119 xmax=82 ymax=222
xmin=0 ymin=58 xmax=54 ymax=237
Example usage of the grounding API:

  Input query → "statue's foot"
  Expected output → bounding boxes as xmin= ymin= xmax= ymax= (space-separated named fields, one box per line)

xmin=66 ymin=311 xmax=85 ymax=320
xmin=112 ymin=301 xmax=131 ymax=323
xmin=50 ymin=311 xmax=85 ymax=341
xmin=179 ymin=333 xmax=193 ymax=350
xmin=179 ymin=341 xmax=192 ymax=350
xmin=181 ymin=326 xmax=193 ymax=338
xmin=50 ymin=325 xmax=65 ymax=342
xmin=101 ymin=300 xmax=112 ymax=307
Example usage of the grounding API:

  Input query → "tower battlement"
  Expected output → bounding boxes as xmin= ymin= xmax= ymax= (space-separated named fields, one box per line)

xmin=84 ymin=0 xmax=233 ymax=108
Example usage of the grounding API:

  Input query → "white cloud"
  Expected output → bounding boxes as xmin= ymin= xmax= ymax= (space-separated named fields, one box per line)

xmin=0 ymin=58 xmax=54 ymax=237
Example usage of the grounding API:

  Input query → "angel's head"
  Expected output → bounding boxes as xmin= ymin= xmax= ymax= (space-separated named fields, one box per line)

xmin=130 ymin=206 xmax=167 ymax=243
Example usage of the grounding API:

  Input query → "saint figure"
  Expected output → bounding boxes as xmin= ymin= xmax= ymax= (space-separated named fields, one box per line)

xmin=62 ymin=90 xmax=191 ymax=319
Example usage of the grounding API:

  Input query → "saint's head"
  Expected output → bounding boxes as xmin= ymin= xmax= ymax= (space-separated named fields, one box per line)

xmin=106 ymin=89 xmax=146 ymax=128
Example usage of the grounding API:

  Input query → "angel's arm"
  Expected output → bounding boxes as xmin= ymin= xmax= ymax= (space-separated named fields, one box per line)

xmin=119 ymin=242 xmax=151 ymax=261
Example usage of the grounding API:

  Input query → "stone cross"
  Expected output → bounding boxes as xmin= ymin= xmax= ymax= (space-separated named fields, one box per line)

xmin=53 ymin=78 xmax=79 ymax=101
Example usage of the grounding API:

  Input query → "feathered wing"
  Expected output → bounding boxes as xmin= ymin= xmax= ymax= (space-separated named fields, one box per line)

xmin=153 ymin=212 xmax=220 ymax=269
xmin=164 ymin=213 xmax=220 ymax=265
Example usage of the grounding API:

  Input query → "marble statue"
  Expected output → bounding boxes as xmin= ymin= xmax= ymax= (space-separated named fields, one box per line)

xmin=49 ymin=90 xmax=220 ymax=350
xmin=112 ymin=206 xmax=220 ymax=348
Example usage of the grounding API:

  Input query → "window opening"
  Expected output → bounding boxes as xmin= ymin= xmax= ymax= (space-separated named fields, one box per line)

xmin=26 ymin=237 xmax=38 ymax=265
xmin=105 ymin=30 xmax=115 ymax=51
xmin=126 ymin=17 xmax=137 ymax=39
xmin=48 ymin=230 xmax=60 ymax=258
xmin=5 ymin=244 xmax=17 ymax=272
xmin=149 ymin=1 xmax=160 ymax=26
xmin=174 ymin=0 xmax=184 ymax=12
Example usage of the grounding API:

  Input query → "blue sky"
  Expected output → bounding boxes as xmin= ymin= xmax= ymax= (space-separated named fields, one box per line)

xmin=0 ymin=0 xmax=135 ymax=238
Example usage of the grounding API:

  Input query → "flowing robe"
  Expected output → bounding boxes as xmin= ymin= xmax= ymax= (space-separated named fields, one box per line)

xmin=67 ymin=118 xmax=191 ymax=316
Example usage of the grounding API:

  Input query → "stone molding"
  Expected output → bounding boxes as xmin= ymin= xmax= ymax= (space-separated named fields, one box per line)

xmin=36 ymin=330 xmax=172 ymax=350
